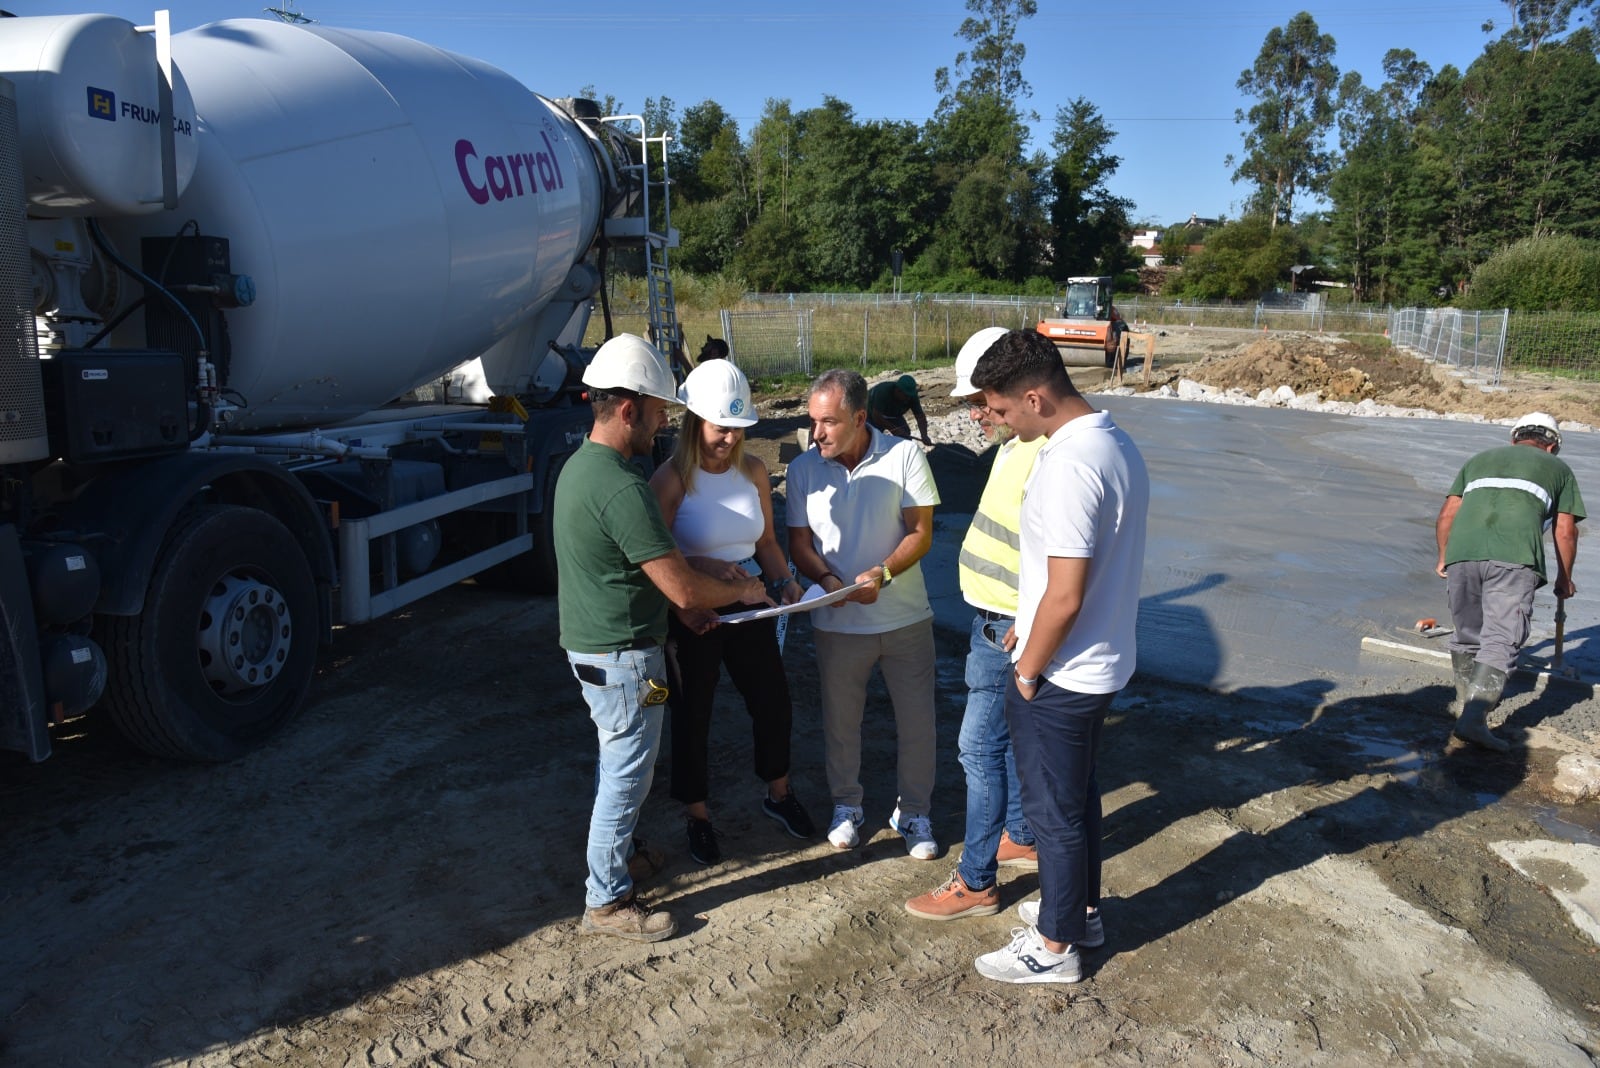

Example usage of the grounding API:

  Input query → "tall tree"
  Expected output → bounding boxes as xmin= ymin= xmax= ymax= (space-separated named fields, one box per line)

xmin=1046 ymin=98 xmax=1134 ymax=276
xmin=1327 ymin=50 xmax=1442 ymax=302
xmin=1231 ymin=12 xmax=1340 ymax=228
xmin=922 ymin=0 xmax=1043 ymax=282
xmin=1422 ymin=33 xmax=1600 ymax=274
xmin=1170 ymin=216 xmax=1304 ymax=300
xmin=747 ymin=99 xmax=795 ymax=220
xmin=933 ymin=0 xmax=1038 ymax=124
xmin=671 ymin=101 xmax=748 ymax=274
xmin=1486 ymin=0 xmax=1600 ymax=52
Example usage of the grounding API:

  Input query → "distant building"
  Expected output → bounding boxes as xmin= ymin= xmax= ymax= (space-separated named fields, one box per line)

xmin=1139 ymin=244 xmax=1204 ymax=268
xmin=1130 ymin=228 xmax=1161 ymax=250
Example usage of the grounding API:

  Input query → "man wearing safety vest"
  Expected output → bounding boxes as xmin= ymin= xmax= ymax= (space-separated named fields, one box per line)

xmin=904 ymin=328 xmax=1043 ymax=920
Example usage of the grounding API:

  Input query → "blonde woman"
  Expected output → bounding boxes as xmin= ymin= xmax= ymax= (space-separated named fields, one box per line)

xmin=649 ymin=361 xmax=813 ymax=864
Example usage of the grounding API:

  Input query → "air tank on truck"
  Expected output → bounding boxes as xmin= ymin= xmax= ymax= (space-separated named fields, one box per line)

xmin=0 ymin=11 xmax=684 ymax=762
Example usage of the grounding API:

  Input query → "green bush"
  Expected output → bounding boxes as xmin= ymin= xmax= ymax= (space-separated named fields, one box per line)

xmin=1464 ymin=234 xmax=1600 ymax=311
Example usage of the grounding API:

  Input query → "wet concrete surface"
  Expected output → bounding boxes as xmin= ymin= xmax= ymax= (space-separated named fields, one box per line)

xmin=926 ymin=395 xmax=1600 ymax=746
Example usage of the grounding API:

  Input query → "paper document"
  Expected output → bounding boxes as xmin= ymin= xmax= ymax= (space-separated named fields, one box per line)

xmin=717 ymin=579 xmax=876 ymax=624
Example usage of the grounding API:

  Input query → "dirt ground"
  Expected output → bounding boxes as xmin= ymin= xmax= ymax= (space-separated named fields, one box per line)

xmin=4 ymin=328 xmax=1600 ymax=1067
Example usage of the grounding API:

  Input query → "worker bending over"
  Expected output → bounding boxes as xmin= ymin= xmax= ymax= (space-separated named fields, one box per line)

xmin=1435 ymin=412 xmax=1583 ymax=751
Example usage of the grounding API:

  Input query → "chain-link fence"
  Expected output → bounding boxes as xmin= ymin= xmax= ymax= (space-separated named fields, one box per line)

xmin=720 ymin=308 xmax=814 ymax=377
xmin=1387 ymin=307 xmax=1508 ymax=385
xmin=735 ymin=296 xmax=1055 ymax=369
xmin=1112 ymin=295 xmax=1395 ymax=335
xmin=1503 ymin=311 xmax=1600 ymax=381
xmin=591 ymin=282 xmax=1600 ymax=386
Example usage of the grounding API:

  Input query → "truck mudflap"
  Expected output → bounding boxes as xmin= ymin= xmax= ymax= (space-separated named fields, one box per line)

xmin=0 ymin=523 xmax=51 ymax=761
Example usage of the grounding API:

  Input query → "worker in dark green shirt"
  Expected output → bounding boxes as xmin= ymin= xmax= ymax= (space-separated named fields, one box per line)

xmin=1435 ymin=412 xmax=1584 ymax=751
xmin=867 ymin=374 xmax=933 ymax=446
xmin=555 ymin=334 xmax=766 ymax=943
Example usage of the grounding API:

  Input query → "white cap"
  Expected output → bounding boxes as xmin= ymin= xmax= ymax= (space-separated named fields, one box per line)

xmin=678 ymin=359 xmax=757 ymax=427
xmin=951 ymin=327 xmax=1009 ymax=397
xmin=1511 ymin=411 xmax=1561 ymax=447
xmin=582 ymin=334 xmax=679 ymax=402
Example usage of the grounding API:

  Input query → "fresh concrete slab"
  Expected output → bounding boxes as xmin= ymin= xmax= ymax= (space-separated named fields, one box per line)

xmin=922 ymin=395 xmax=1600 ymax=744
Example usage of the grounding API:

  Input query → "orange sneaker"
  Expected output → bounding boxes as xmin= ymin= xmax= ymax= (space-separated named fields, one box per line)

xmin=904 ymin=870 xmax=1000 ymax=920
xmin=996 ymin=830 xmax=1038 ymax=870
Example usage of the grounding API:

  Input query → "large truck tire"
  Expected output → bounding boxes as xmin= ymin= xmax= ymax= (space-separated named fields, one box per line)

xmin=99 ymin=504 xmax=319 ymax=761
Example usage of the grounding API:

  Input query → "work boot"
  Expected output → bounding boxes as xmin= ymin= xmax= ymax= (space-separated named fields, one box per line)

xmin=1448 ymin=650 xmax=1475 ymax=718
xmin=1453 ymin=661 xmax=1510 ymax=752
xmin=582 ymin=893 xmax=677 ymax=942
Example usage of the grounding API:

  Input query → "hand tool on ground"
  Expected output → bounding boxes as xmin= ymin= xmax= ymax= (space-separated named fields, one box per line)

xmin=1553 ymin=596 xmax=1567 ymax=673
xmin=1414 ymin=617 xmax=1453 ymax=639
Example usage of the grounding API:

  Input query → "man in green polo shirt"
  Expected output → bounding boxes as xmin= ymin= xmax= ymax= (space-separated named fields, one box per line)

xmin=556 ymin=334 xmax=767 ymax=942
xmin=1435 ymin=412 xmax=1584 ymax=751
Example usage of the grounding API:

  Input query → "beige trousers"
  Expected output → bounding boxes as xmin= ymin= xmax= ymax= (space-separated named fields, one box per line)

xmin=813 ymin=619 xmax=937 ymax=816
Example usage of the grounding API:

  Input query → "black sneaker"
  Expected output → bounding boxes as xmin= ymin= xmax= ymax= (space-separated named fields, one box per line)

xmin=762 ymin=791 xmax=816 ymax=839
xmin=686 ymin=816 xmax=721 ymax=865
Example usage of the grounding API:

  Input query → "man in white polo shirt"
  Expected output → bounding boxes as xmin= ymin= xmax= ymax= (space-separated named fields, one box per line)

xmin=967 ymin=330 xmax=1148 ymax=984
xmin=787 ymin=369 xmax=943 ymax=859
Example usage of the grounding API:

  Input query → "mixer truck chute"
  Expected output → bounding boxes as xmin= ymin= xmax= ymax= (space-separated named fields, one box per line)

xmin=0 ymin=11 xmax=681 ymax=762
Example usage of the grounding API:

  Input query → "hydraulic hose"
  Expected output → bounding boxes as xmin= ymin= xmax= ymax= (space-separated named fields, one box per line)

xmin=85 ymin=218 xmax=212 ymax=441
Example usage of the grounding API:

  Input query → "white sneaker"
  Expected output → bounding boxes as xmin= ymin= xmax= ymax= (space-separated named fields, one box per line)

xmin=889 ymin=807 xmax=938 ymax=860
xmin=1017 ymin=900 xmax=1105 ymax=949
xmin=826 ymin=804 xmax=865 ymax=850
xmin=975 ymin=925 xmax=1083 ymax=985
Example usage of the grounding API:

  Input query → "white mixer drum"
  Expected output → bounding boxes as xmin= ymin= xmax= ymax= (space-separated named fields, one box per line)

xmin=0 ymin=14 xmax=199 ymax=215
xmin=105 ymin=19 xmax=604 ymax=430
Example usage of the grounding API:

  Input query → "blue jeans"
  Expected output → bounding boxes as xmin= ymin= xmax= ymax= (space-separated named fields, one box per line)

xmin=1006 ymin=678 xmax=1113 ymax=945
xmin=568 ymin=647 xmax=667 ymax=908
xmin=957 ymin=613 xmax=1033 ymax=891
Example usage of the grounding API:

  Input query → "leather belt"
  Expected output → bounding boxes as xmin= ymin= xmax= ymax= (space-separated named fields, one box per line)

xmin=976 ymin=608 xmax=1014 ymax=622
xmin=623 ymin=636 xmax=662 ymax=651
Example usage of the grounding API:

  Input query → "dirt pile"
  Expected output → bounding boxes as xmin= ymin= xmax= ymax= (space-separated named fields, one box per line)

xmin=1154 ymin=332 xmax=1600 ymax=430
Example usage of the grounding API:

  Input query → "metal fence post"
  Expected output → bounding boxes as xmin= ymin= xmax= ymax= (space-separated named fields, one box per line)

xmin=912 ymin=302 xmax=918 ymax=363
xmin=862 ymin=309 xmax=869 ymax=367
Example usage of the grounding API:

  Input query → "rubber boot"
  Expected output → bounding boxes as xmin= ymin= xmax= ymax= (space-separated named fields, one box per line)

xmin=1453 ymin=661 xmax=1510 ymax=752
xmin=1448 ymin=650 xmax=1475 ymax=719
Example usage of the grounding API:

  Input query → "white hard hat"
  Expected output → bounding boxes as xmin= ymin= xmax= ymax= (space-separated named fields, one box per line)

xmin=678 ymin=359 xmax=757 ymax=427
xmin=951 ymin=327 xmax=1009 ymax=397
xmin=1511 ymin=411 xmax=1561 ymax=447
xmin=582 ymin=334 xmax=679 ymax=402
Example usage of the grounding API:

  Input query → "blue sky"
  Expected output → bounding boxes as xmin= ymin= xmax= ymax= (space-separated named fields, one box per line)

xmin=16 ymin=1 xmax=1510 ymax=226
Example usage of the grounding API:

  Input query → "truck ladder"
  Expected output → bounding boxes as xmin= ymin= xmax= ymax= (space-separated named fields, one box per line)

xmin=599 ymin=115 xmax=683 ymax=372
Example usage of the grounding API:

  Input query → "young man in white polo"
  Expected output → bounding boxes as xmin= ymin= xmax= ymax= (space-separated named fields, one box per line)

xmin=967 ymin=329 xmax=1148 ymax=984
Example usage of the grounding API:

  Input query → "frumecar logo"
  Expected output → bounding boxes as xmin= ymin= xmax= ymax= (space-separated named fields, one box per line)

xmin=86 ymin=86 xmax=194 ymax=135
xmin=87 ymin=87 xmax=115 ymax=121
xmin=456 ymin=131 xmax=567 ymax=205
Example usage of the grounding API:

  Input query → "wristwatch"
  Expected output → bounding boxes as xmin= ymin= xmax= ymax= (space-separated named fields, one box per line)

xmin=880 ymin=563 xmax=893 ymax=588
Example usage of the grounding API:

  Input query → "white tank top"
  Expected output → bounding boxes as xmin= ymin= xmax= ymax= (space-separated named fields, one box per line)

xmin=672 ymin=465 xmax=764 ymax=564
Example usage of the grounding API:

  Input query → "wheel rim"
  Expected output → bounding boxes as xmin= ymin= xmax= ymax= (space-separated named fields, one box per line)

xmin=196 ymin=573 xmax=293 ymax=697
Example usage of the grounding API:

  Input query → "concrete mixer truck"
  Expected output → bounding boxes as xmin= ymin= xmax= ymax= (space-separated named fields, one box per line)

xmin=0 ymin=12 xmax=685 ymax=762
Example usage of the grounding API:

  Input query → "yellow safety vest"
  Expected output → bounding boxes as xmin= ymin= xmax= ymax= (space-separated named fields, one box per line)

xmin=958 ymin=436 xmax=1045 ymax=615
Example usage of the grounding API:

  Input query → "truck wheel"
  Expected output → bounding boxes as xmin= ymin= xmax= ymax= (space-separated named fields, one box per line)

xmin=99 ymin=504 xmax=318 ymax=761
